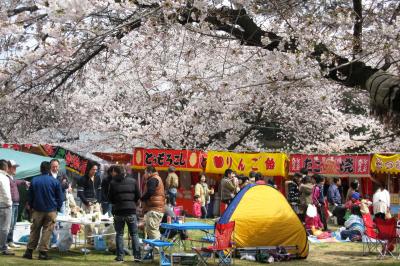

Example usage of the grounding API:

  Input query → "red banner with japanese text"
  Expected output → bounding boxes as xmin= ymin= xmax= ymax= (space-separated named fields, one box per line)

xmin=132 ymin=148 xmax=204 ymax=172
xmin=205 ymin=151 xmax=288 ymax=176
xmin=289 ymin=154 xmax=370 ymax=177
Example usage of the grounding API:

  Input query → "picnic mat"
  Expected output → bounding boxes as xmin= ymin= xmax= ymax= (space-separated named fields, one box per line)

xmin=308 ymin=235 xmax=350 ymax=243
xmin=308 ymin=234 xmax=377 ymax=244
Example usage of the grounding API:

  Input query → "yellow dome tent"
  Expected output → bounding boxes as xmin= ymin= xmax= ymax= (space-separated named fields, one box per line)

xmin=219 ymin=184 xmax=309 ymax=258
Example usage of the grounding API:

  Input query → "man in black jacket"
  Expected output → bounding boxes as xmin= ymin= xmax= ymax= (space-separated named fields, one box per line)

xmin=108 ymin=165 xmax=141 ymax=262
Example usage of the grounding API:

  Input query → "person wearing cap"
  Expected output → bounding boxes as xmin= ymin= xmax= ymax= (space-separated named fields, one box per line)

xmin=345 ymin=192 xmax=361 ymax=210
xmin=6 ymin=160 xmax=29 ymax=248
xmin=0 ymin=159 xmax=14 ymax=256
xmin=165 ymin=166 xmax=179 ymax=206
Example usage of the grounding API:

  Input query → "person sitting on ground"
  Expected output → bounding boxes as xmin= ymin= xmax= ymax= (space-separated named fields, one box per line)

xmin=192 ymin=195 xmax=202 ymax=219
xmin=345 ymin=192 xmax=361 ymax=210
xmin=340 ymin=205 xmax=364 ymax=242
xmin=360 ymin=198 xmax=372 ymax=214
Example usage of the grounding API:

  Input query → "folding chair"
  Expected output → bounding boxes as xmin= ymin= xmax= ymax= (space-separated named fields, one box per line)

xmin=192 ymin=221 xmax=235 ymax=265
xmin=362 ymin=213 xmax=379 ymax=255
xmin=375 ymin=217 xmax=398 ymax=259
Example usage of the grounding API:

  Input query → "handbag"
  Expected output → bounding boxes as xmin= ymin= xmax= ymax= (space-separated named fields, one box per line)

xmin=306 ymin=204 xmax=317 ymax=218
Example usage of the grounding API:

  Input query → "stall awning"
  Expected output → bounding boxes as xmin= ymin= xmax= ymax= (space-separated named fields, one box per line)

xmin=371 ymin=154 xmax=400 ymax=174
xmin=205 ymin=151 xmax=288 ymax=176
xmin=0 ymin=148 xmax=66 ymax=180
xmin=289 ymin=154 xmax=370 ymax=177
xmin=132 ymin=148 xmax=204 ymax=172
xmin=93 ymin=152 xmax=132 ymax=164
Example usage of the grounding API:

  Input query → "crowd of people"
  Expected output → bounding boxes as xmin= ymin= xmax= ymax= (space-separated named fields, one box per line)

xmin=285 ymin=168 xmax=392 ymax=242
xmin=0 ymin=159 xmax=29 ymax=256
xmin=0 ymin=157 xmax=396 ymax=261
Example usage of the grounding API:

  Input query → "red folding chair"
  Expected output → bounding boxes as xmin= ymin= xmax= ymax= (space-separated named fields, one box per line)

xmin=362 ymin=213 xmax=379 ymax=255
xmin=375 ymin=217 xmax=398 ymax=259
xmin=192 ymin=221 xmax=235 ymax=265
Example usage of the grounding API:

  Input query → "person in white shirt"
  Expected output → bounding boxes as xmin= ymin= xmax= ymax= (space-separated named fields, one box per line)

xmin=0 ymin=159 xmax=14 ymax=256
xmin=372 ymin=183 xmax=390 ymax=220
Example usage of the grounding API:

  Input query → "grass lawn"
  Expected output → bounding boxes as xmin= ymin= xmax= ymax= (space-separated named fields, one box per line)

xmin=0 ymin=219 xmax=399 ymax=265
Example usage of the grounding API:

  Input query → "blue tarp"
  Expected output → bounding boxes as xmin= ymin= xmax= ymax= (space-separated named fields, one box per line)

xmin=0 ymin=148 xmax=66 ymax=179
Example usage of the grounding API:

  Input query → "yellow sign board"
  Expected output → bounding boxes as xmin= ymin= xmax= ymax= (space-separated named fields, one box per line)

xmin=205 ymin=151 xmax=288 ymax=176
xmin=371 ymin=154 xmax=400 ymax=174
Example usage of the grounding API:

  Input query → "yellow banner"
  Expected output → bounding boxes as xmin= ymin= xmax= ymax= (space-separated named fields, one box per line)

xmin=371 ymin=154 xmax=400 ymax=174
xmin=205 ymin=151 xmax=288 ymax=176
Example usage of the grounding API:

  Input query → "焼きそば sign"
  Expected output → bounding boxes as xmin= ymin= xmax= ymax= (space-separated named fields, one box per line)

xmin=205 ymin=151 xmax=288 ymax=176
xmin=132 ymin=148 xmax=204 ymax=172
xmin=40 ymin=145 xmax=90 ymax=176
xmin=371 ymin=154 xmax=400 ymax=174
xmin=289 ymin=154 xmax=370 ymax=177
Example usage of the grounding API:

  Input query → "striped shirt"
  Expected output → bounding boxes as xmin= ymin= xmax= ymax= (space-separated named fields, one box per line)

xmin=344 ymin=215 xmax=365 ymax=234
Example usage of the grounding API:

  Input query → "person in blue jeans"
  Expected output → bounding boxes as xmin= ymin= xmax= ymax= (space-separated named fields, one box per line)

xmin=6 ymin=160 xmax=29 ymax=248
xmin=108 ymin=165 xmax=141 ymax=262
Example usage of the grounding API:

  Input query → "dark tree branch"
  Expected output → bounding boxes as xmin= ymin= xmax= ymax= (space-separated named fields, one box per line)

xmin=389 ymin=3 xmax=400 ymax=24
xmin=227 ymin=108 xmax=264 ymax=150
xmin=7 ymin=5 xmax=39 ymax=17
xmin=46 ymin=44 xmax=107 ymax=95
xmin=352 ymin=0 xmax=363 ymax=57
xmin=179 ymin=6 xmax=400 ymax=116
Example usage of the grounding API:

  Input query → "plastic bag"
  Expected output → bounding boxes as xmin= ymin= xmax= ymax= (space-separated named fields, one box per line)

xmin=103 ymin=224 xmax=116 ymax=251
xmin=57 ymin=223 xmax=73 ymax=252
xmin=306 ymin=204 xmax=317 ymax=218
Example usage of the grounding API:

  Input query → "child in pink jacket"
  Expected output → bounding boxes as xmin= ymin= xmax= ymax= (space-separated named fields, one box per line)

xmin=192 ymin=195 xmax=202 ymax=218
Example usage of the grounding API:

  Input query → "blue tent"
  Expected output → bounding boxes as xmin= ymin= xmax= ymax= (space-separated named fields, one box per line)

xmin=0 ymin=148 xmax=66 ymax=179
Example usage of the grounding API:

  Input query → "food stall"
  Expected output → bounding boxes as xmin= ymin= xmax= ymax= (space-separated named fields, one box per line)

xmin=289 ymin=154 xmax=372 ymax=198
xmin=205 ymin=151 xmax=288 ymax=215
xmin=370 ymin=154 xmax=400 ymax=214
xmin=132 ymin=148 xmax=205 ymax=214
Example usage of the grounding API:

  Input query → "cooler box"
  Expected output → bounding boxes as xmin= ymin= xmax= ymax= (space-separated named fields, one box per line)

xmin=13 ymin=221 xmax=30 ymax=243
xmin=94 ymin=236 xmax=107 ymax=251
xmin=170 ymin=253 xmax=198 ymax=265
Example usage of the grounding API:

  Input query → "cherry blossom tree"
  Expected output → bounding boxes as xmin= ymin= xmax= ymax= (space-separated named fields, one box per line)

xmin=1 ymin=0 xmax=399 ymax=153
